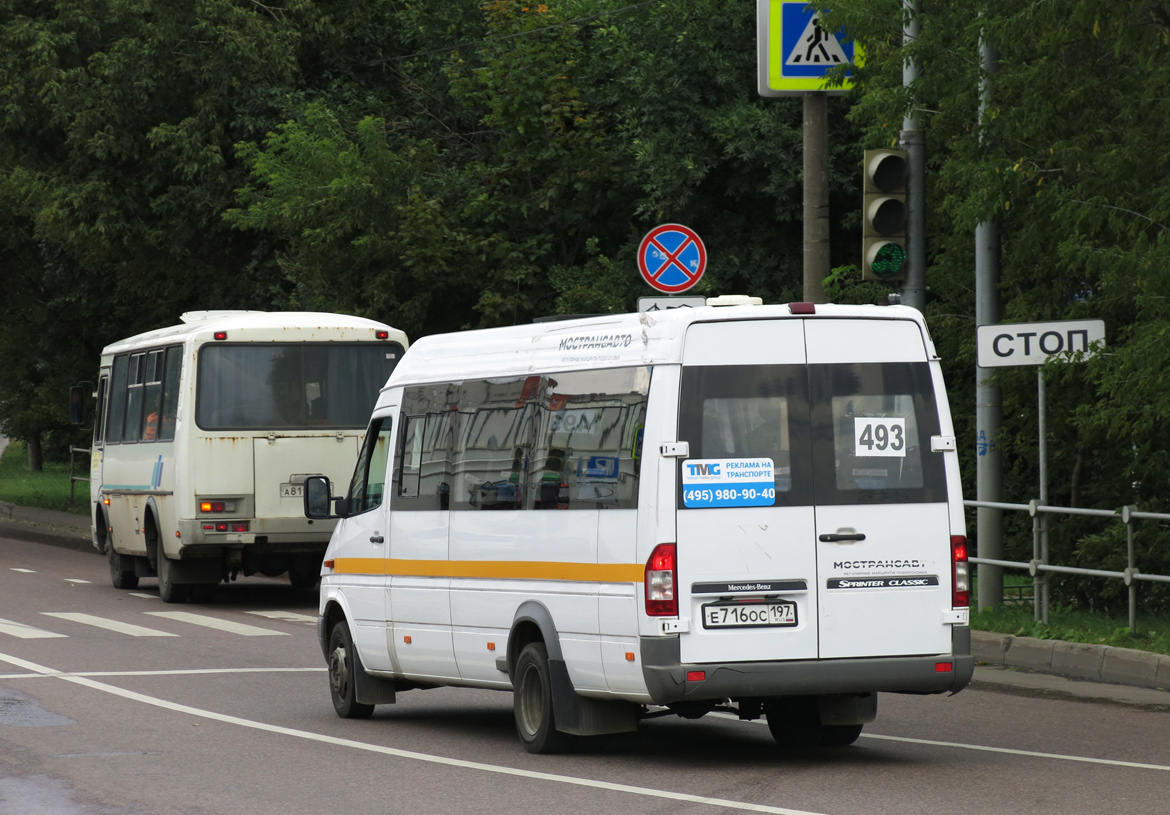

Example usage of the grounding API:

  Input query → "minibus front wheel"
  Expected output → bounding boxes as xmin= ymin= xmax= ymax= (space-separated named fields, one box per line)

xmin=327 ymin=621 xmax=375 ymax=720
xmin=513 ymin=642 xmax=571 ymax=755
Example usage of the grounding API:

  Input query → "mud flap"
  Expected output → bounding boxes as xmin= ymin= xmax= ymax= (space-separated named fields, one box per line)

xmin=549 ymin=658 xmax=637 ymax=736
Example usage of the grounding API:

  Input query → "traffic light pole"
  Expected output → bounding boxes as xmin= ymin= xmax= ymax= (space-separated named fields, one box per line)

xmin=803 ymin=92 xmax=829 ymax=304
xmin=899 ymin=0 xmax=925 ymax=311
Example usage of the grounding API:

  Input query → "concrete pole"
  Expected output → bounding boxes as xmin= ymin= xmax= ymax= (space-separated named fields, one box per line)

xmin=803 ymin=92 xmax=829 ymax=304
xmin=975 ymin=34 xmax=1004 ymax=610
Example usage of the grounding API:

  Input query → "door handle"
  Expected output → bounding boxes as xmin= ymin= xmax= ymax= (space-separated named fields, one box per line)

xmin=819 ymin=533 xmax=866 ymax=542
xmin=370 ymin=535 xmax=385 ymax=544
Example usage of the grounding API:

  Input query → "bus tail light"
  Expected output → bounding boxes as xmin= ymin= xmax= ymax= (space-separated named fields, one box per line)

xmin=951 ymin=535 xmax=969 ymax=608
xmin=645 ymin=543 xmax=677 ymax=617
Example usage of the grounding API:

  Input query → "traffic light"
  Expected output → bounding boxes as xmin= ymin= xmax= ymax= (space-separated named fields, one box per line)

xmin=862 ymin=148 xmax=908 ymax=281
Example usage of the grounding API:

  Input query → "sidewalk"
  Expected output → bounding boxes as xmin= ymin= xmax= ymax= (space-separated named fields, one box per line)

xmin=0 ymin=501 xmax=91 ymax=543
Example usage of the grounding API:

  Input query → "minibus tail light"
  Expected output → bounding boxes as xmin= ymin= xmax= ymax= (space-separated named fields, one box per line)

xmin=645 ymin=543 xmax=677 ymax=617
xmin=952 ymin=535 xmax=970 ymax=608
xmin=789 ymin=302 xmax=816 ymax=314
xmin=375 ymin=330 xmax=389 ymax=339
xmin=213 ymin=331 xmax=228 ymax=341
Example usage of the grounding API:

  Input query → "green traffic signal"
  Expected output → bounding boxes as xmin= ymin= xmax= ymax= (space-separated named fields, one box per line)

xmin=867 ymin=241 xmax=907 ymax=279
xmin=862 ymin=149 xmax=908 ymax=282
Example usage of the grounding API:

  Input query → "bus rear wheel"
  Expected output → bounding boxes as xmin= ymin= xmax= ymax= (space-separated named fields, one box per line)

xmin=156 ymin=550 xmax=190 ymax=603
xmin=107 ymin=545 xmax=138 ymax=590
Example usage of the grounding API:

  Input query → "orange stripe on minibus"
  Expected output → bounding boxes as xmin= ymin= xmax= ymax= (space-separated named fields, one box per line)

xmin=330 ymin=558 xmax=644 ymax=583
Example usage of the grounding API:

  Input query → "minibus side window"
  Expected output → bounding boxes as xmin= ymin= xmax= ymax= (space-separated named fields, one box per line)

xmin=528 ymin=367 xmax=650 ymax=510
xmin=393 ymin=384 xmax=458 ymax=511
xmin=347 ymin=419 xmax=393 ymax=516
xmin=451 ymin=377 xmax=531 ymax=511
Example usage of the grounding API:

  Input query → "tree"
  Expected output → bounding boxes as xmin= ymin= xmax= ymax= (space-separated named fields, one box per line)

xmin=0 ymin=0 xmax=316 ymax=463
xmin=825 ymin=0 xmax=1170 ymax=609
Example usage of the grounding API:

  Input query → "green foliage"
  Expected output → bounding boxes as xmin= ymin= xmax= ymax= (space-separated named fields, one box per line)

xmin=822 ymin=0 xmax=1170 ymax=612
xmin=0 ymin=440 xmax=88 ymax=513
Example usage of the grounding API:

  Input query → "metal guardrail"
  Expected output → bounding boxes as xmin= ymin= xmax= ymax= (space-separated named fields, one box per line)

xmin=966 ymin=499 xmax=1170 ymax=633
xmin=69 ymin=446 xmax=89 ymax=500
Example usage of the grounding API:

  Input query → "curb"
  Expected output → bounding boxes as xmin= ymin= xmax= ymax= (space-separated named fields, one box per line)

xmin=971 ymin=630 xmax=1170 ymax=692
xmin=0 ymin=500 xmax=90 ymax=540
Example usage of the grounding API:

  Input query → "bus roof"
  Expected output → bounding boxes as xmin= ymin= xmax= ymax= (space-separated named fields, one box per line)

xmin=100 ymin=311 xmax=407 ymax=356
xmin=386 ymin=302 xmax=931 ymax=388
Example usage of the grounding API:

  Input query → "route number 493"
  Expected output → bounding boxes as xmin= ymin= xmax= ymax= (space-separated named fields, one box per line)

xmin=854 ymin=417 xmax=906 ymax=458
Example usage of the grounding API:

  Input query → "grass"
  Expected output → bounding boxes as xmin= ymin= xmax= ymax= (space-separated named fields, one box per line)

xmin=0 ymin=439 xmax=91 ymax=514
xmin=2 ymin=439 xmax=1166 ymax=655
xmin=970 ymin=602 xmax=1170 ymax=657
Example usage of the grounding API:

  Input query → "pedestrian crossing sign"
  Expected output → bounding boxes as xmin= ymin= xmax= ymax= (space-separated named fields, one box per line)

xmin=757 ymin=0 xmax=863 ymax=97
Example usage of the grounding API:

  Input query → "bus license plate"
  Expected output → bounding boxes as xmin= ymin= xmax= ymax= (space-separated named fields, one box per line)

xmin=701 ymin=601 xmax=797 ymax=629
xmin=280 ymin=483 xmax=304 ymax=498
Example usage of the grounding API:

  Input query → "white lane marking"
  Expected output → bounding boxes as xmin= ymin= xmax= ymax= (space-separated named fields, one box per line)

xmin=0 ymin=667 xmax=323 ymax=680
xmin=129 ymin=593 xmax=158 ymax=599
xmin=0 ymin=618 xmax=67 ymax=639
xmin=247 ymin=611 xmax=317 ymax=624
xmin=65 ymin=579 xmax=92 ymax=584
xmin=41 ymin=613 xmax=177 ymax=637
xmin=0 ymin=651 xmax=829 ymax=815
xmin=145 ymin=611 xmax=287 ymax=636
xmin=859 ymin=732 xmax=1170 ymax=771
xmin=715 ymin=714 xmax=1170 ymax=772
xmin=10 ymin=568 xmax=35 ymax=573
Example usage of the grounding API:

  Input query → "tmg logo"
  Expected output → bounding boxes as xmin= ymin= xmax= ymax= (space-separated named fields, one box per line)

xmin=686 ymin=463 xmax=721 ymax=477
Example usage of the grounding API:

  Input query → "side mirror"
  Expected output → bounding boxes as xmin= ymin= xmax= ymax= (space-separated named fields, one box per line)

xmin=304 ymin=475 xmax=337 ymax=519
xmin=69 ymin=385 xmax=86 ymax=426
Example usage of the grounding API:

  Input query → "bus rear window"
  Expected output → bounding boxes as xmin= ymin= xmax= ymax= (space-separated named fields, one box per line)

xmin=196 ymin=343 xmax=402 ymax=430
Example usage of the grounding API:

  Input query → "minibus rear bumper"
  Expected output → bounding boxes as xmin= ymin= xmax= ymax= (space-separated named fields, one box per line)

xmin=640 ymin=627 xmax=974 ymax=704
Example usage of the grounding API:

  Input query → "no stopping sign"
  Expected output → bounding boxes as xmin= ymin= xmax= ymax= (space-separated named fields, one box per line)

xmin=638 ymin=224 xmax=707 ymax=293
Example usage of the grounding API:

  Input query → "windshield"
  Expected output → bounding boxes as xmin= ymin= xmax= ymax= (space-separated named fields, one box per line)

xmin=196 ymin=342 xmax=403 ymax=430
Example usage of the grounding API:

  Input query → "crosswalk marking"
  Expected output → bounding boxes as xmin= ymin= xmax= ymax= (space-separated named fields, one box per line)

xmin=41 ymin=613 xmax=177 ymax=638
xmin=0 ymin=618 xmax=68 ymax=639
xmin=145 ymin=611 xmax=288 ymax=636
xmin=247 ymin=611 xmax=317 ymax=625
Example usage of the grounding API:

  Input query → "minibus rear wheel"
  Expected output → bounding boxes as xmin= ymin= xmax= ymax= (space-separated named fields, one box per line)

xmin=766 ymin=697 xmax=862 ymax=748
xmin=513 ymin=642 xmax=571 ymax=754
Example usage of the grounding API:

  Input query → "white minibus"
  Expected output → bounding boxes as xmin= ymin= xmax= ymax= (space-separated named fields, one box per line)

xmin=304 ymin=300 xmax=972 ymax=752
xmin=89 ymin=311 xmax=408 ymax=602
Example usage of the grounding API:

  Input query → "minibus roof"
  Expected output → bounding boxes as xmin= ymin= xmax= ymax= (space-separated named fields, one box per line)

xmin=386 ymin=302 xmax=930 ymax=389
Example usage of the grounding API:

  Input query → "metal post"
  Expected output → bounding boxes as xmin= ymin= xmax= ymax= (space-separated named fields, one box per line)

xmin=1038 ymin=370 xmax=1049 ymax=625
xmin=974 ymin=33 xmax=1003 ymax=611
xmin=803 ymin=92 xmax=829 ymax=304
xmin=1125 ymin=506 xmax=1137 ymax=633
xmin=1031 ymin=503 xmax=1041 ymax=622
xmin=899 ymin=0 xmax=925 ymax=311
